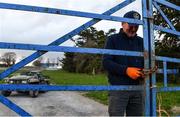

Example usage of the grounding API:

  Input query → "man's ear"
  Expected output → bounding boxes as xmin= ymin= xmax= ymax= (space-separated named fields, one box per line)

xmin=122 ymin=22 xmax=125 ymax=26
xmin=122 ymin=22 xmax=127 ymax=27
xmin=122 ymin=22 xmax=126 ymax=28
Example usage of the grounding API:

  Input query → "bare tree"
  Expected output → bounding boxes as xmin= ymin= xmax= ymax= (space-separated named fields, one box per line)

xmin=1 ymin=52 xmax=16 ymax=67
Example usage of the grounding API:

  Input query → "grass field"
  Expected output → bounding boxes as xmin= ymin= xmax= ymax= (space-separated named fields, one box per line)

xmin=42 ymin=70 xmax=180 ymax=116
xmin=0 ymin=69 xmax=179 ymax=115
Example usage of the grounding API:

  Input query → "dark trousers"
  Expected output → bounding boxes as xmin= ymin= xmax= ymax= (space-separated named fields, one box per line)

xmin=108 ymin=91 xmax=144 ymax=116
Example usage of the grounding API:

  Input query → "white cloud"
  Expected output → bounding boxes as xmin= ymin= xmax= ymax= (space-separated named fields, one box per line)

xmin=0 ymin=0 xmax=143 ymax=65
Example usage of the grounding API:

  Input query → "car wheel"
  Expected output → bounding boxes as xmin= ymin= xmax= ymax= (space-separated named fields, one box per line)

xmin=40 ymin=90 xmax=47 ymax=93
xmin=1 ymin=91 xmax=11 ymax=97
xmin=29 ymin=91 xmax=39 ymax=98
xmin=17 ymin=91 xmax=25 ymax=93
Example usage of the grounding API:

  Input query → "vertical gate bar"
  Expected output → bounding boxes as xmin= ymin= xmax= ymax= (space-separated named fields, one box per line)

xmin=142 ymin=0 xmax=156 ymax=115
xmin=0 ymin=0 xmax=136 ymax=79
xmin=0 ymin=95 xmax=31 ymax=116
xmin=142 ymin=0 xmax=150 ymax=115
xmin=148 ymin=0 xmax=157 ymax=115
xmin=151 ymin=74 xmax=157 ymax=116
xmin=163 ymin=61 xmax=168 ymax=87
xmin=152 ymin=76 xmax=157 ymax=116
xmin=143 ymin=0 xmax=157 ymax=115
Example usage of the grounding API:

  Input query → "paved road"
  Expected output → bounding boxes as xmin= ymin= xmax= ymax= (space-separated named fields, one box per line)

xmin=0 ymin=91 xmax=108 ymax=116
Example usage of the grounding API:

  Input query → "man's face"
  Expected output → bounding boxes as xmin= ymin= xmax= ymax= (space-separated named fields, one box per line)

xmin=122 ymin=22 xmax=139 ymax=38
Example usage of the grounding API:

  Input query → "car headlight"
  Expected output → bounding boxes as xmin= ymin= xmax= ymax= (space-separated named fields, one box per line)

xmin=4 ymin=79 xmax=9 ymax=83
xmin=22 ymin=81 xmax=27 ymax=84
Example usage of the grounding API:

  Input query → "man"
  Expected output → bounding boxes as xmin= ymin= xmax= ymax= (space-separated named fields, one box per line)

xmin=103 ymin=11 xmax=144 ymax=116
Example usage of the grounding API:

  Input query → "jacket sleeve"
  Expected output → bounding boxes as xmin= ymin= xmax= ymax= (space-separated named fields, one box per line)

xmin=102 ymin=36 xmax=127 ymax=75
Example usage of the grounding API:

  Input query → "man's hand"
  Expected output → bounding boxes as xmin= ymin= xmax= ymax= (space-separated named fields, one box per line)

xmin=126 ymin=67 xmax=143 ymax=80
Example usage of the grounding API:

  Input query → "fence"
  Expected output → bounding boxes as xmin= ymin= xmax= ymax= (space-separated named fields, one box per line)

xmin=0 ymin=0 xmax=179 ymax=116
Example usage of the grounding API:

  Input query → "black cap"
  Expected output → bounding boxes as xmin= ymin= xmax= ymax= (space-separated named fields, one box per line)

xmin=123 ymin=11 xmax=141 ymax=26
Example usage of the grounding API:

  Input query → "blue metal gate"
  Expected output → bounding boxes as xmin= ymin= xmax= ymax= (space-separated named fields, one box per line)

xmin=0 ymin=0 xmax=179 ymax=116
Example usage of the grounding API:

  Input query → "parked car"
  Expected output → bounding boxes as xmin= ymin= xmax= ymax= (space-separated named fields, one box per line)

xmin=1 ymin=71 xmax=50 ymax=98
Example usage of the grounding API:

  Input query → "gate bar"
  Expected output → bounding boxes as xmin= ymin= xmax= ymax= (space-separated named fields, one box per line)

xmin=154 ymin=25 xmax=180 ymax=36
xmin=157 ymin=87 xmax=180 ymax=92
xmin=142 ymin=0 xmax=151 ymax=115
xmin=156 ymin=56 xmax=180 ymax=63
xmin=0 ymin=42 xmax=143 ymax=57
xmin=0 ymin=95 xmax=31 ymax=116
xmin=163 ymin=61 xmax=168 ymax=87
xmin=0 ymin=85 xmax=144 ymax=91
xmin=0 ymin=41 xmax=179 ymax=66
xmin=154 ymin=0 xmax=180 ymax=11
xmin=158 ymin=69 xmax=179 ymax=74
xmin=0 ymin=2 xmax=142 ymax=25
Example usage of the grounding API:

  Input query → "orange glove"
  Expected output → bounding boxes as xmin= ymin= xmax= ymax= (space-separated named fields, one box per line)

xmin=126 ymin=67 xmax=143 ymax=80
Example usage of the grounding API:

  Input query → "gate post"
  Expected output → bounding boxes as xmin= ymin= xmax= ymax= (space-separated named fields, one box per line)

xmin=142 ymin=0 xmax=156 ymax=116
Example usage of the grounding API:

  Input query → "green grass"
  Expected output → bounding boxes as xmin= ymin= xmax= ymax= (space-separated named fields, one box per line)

xmin=157 ymin=92 xmax=180 ymax=116
xmin=155 ymin=83 xmax=180 ymax=115
xmin=42 ymin=70 xmax=108 ymax=85
xmin=42 ymin=70 xmax=180 ymax=116
xmin=83 ymin=91 xmax=108 ymax=105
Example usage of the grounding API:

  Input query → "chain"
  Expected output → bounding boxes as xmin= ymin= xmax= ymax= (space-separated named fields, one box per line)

xmin=142 ymin=66 xmax=158 ymax=76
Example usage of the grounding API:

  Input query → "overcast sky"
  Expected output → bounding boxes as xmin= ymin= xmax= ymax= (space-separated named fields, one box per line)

xmin=0 ymin=0 xmax=142 ymax=64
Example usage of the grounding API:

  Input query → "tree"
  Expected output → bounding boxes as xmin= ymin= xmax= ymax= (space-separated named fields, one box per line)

xmin=153 ymin=1 xmax=180 ymax=83
xmin=154 ymin=0 xmax=180 ymax=58
xmin=61 ymin=53 xmax=76 ymax=72
xmin=62 ymin=27 xmax=116 ymax=74
xmin=1 ymin=52 xmax=16 ymax=67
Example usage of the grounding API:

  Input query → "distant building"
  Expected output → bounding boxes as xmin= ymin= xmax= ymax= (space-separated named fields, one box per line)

xmin=41 ymin=63 xmax=62 ymax=70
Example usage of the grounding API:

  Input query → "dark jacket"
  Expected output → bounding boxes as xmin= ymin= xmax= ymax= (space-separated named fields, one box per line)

xmin=103 ymin=29 xmax=144 ymax=85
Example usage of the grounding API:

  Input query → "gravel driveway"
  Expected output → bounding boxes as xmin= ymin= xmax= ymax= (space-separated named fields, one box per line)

xmin=0 ymin=91 xmax=108 ymax=116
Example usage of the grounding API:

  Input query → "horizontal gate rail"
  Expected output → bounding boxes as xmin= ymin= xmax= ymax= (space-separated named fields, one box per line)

xmin=0 ymin=85 xmax=144 ymax=91
xmin=156 ymin=56 xmax=180 ymax=63
xmin=157 ymin=87 xmax=180 ymax=92
xmin=0 ymin=42 xmax=143 ymax=57
xmin=0 ymin=2 xmax=143 ymax=25
xmin=0 ymin=41 xmax=179 ymax=64
xmin=154 ymin=25 xmax=180 ymax=36
xmin=157 ymin=69 xmax=179 ymax=74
